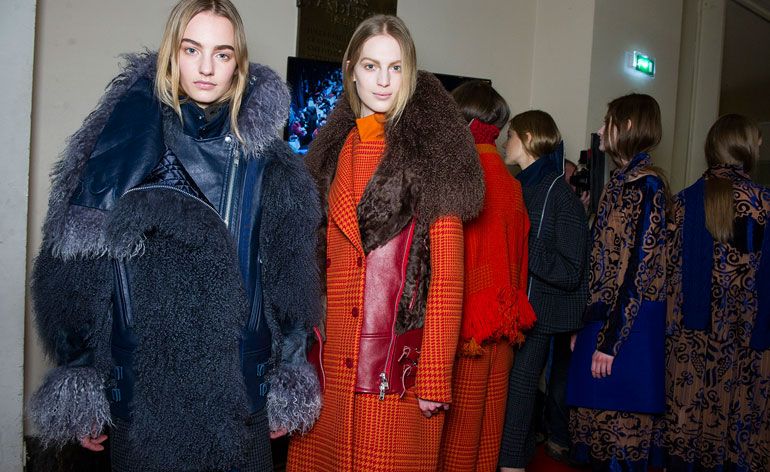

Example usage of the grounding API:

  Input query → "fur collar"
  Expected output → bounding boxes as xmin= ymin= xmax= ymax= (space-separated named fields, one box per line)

xmin=42 ymin=51 xmax=289 ymax=258
xmin=307 ymin=70 xmax=484 ymax=252
xmin=307 ymin=71 xmax=484 ymax=332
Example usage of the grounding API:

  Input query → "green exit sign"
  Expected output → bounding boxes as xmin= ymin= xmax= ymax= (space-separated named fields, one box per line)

xmin=633 ymin=51 xmax=655 ymax=77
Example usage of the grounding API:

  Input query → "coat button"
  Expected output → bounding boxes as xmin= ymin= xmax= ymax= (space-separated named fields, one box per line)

xmin=224 ymin=135 xmax=232 ymax=143
xmin=326 ymin=257 xmax=332 ymax=268
xmin=345 ymin=358 xmax=354 ymax=368
xmin=356 ymin=257 xmax=363 ymax=267
xmin=351 ymin=307 xmax=359 ymax=317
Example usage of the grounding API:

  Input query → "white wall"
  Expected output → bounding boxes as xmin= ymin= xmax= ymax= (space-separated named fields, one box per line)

xmin=671 ymin=0 xmax=726 ymax=192
xmin=2 ymin=1 xmax=36 ymax=469
xmin=530 ymin=0 xmax=596 ymax=163
xmin=587 ymin=0 xmax=684 ymax=177
xmin=399 ymin=0 xmax=538 ymax=129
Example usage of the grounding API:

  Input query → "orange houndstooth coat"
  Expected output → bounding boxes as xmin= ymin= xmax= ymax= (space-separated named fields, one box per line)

xmin=287 ymin=72 xmax=485 ymax=472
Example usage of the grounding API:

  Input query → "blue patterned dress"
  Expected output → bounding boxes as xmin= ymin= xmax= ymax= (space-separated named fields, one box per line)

xmin=662 ymin=165 xmax=770 ymax=471
xmin=567 ymin=152 xmax=669 ymax=471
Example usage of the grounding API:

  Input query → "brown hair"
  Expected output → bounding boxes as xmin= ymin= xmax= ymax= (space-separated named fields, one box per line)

xmin=342 ymin=15 xmax=417 ymax=123
xmin=603 ymin=93 xmax=662 ymax=167
xmin=703 ymin=113 xmax=762 ymax=242
xmin=155 ymin=0 xmax=249 ymax=142
xmin=450 ymin=80 xmax=510 ymax=129
xmin=508 ymin=110 xmax=561 ymax=159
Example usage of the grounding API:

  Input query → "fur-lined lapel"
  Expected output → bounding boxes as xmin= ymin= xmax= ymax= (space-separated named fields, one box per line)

xmin=307 ymin=71 xmax=484 ymax=332
xmin=43 ymin=51 xmax=289 ymax=259
xmin=308 ymin=70 xmax=483 ymax=252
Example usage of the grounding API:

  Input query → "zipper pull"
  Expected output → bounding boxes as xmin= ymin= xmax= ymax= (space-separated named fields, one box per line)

xmin=378 ymin=372 xmax=389 ymax=400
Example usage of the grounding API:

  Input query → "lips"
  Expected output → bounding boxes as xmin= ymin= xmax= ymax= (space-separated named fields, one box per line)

xmin=194 ymin=81 xmax=216 ymax=90
xmin=373 ymin=92 xmax=392 ymax=100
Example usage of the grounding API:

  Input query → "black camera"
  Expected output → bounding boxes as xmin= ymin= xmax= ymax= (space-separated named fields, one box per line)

xmin=569 ymin=159 xmax=591 ymax=195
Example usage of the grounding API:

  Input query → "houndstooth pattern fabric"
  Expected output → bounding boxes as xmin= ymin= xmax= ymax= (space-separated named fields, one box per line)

xmin=287 ymin=125 xmax=464 ymax=472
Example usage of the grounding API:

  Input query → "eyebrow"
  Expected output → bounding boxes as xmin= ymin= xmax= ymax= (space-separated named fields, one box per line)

xmin=359 ymin=56 xmax=401 ymax=65
xmin=181 ymin=38 xmax=235 ymax=52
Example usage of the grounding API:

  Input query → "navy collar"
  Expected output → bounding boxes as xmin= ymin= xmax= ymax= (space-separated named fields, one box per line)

xmin=181 ymin=101 xmax=230 ymax=139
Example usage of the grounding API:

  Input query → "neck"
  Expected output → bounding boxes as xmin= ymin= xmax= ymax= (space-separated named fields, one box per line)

xmin=518 ymin=154 xmax=537 ymax=170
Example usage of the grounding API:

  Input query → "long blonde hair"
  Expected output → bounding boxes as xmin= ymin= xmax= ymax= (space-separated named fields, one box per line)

xmin=155 ymin=0 xmax=249 ymax=141
xmin=342 ymin=15 xmax=417 ymax=123
xmin=704 ymin=113 xmax=762 ymax=243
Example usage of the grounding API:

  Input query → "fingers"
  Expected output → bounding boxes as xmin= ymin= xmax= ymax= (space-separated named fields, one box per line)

xmin=570 ymin=333 xmax=577 ymax=352
xmin=269 ymin=428 xmax=288 ymax=439
xmin=590 ymin=351 xmax=614 ymax=378
xmin=417 ymin=399 xmax=449 ymax=418
xmin=80 ymin=434 xmax=108 ymax=452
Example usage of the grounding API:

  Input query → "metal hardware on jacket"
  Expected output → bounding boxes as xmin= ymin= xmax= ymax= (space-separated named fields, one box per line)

xmin=354 ymin=220 xmax=422 ymax=399
xmin=28 ymin=52 xmax=322 ymax=472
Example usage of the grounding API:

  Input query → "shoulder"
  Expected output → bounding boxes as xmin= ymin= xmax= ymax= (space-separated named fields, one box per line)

xmin=263 ymin=139 xmax=319 ymax=209
xmin=626 ymin=167 xmax=667 ymax=193
xmin=238 ymin=63 xmax=290 ymax=155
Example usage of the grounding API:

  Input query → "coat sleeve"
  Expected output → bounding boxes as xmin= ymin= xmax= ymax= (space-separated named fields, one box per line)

xmin=28 ymin=247 xmax=114 ymax=448
xmin=415 ymin=216 xmax=464 ymax=403
xmin=527 ymin=187 xmax=589 ymax=292
xmin=596 ymin=176 xmax=667 ymax=356
xmin=260 ymin=140 xmax=323 ymax=434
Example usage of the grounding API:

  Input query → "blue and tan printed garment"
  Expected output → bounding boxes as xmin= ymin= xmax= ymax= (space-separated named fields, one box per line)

xmin=662 ymin=164 xmax=770 ymax=472
xmin=567 ymin=152 xmax=668 ymax=471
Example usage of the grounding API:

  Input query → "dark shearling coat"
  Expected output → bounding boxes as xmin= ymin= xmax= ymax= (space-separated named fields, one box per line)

xmin=28 ymin=52 xmax=321 ymax=471
xmin=307 ymin=71 xmax=485 ymax=333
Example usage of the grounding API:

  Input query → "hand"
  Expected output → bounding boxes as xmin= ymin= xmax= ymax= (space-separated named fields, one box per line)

xmin=591 ymin=350 xmax=614 ymax=378
xmin=418 ymin=398 xmax=449 ymax=418
xmin=570 ymin=333 xmax=578 ymax=352
xmin=79 ymin=434 xmax=108 ymax=452
xmin=269 ymin=428 xmax=288 ymax=439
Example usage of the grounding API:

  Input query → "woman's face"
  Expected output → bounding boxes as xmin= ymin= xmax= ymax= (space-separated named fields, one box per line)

xmin=597 ymin=122 xmax=608 ymax=152
xmin=178 ymin=11 xmax=237 ymax=108
xmin=503 ymin=128 xmax=526 ymax=166
xmin=351 ymin=34 xmax=403 ymax=117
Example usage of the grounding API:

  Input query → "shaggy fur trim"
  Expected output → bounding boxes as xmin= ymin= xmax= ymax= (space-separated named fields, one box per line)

xmin=43 ymin=52 xmax=157 ymax=259
xmin=30 ymin=247 xmax=113 ymax=366
xmin=307 ymin=70 xmax=483 ymax=228
xmin=267 ymin=362 xmax=322 ymax=434
xmin=261 ymin=139 xmax=323 ymax=347
xmin=306 ymin=71 xmax=484 ymax=332
xmin=28 ymin=366 xmax=111 ymax=449
xmin=239 ymin=64 xmax=291 ymax=156
xmin=43 ymin=51 xmax=289 ymax=260
xmin=105 ymin=187 xmax=252 ymax=470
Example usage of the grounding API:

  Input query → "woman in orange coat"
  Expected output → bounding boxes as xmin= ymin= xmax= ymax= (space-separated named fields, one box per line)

xmin=286 ymin=15 xmax=485 ymax=472
xmin=439 ymin=81 xmax=535 ymax=472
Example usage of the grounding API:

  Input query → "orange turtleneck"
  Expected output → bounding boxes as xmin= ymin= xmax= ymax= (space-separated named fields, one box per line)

xmin=351 ymin=113 xmax=387 ymax=201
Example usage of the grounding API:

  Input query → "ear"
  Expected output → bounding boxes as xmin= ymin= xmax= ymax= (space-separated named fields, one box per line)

xmin=625 ymin=119 xmax=632 ymax=131
xmin=524 ymin=131 xmax=533 ymax=145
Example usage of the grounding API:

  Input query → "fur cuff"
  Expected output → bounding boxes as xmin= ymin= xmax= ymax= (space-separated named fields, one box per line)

xmin=266 ymin=362 xmax=321 ymax=435
xmin=28 ymin=366 xmax=111 ymax=448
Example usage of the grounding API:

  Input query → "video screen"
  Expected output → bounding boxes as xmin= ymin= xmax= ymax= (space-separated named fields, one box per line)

xmin=285 ymin=56 xmax=490 ymax=154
